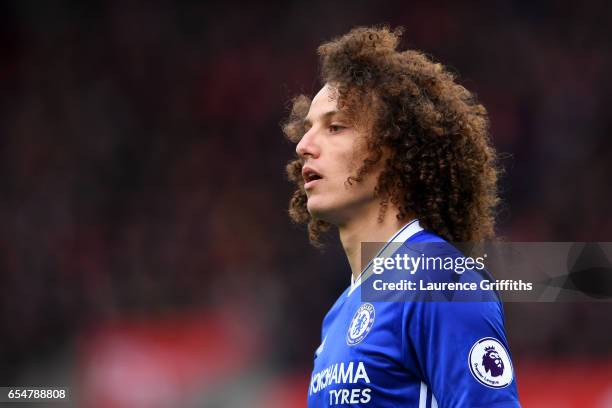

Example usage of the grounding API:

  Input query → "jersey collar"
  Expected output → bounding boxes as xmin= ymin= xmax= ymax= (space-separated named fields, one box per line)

xmin=348 ymin=219 xmax=423 ymax=296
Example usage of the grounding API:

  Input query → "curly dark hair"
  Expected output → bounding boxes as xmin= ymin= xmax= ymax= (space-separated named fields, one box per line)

xmin=283 ymin=26 xmax=500 ymax=245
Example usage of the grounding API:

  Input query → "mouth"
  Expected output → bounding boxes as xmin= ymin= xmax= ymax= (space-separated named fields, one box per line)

xmin=302 ymin=166 xmax=323 ymax=189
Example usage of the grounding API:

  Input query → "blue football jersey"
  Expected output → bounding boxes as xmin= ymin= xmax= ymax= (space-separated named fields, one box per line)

xmin=307 ymin=220 xmax=521 ymax=407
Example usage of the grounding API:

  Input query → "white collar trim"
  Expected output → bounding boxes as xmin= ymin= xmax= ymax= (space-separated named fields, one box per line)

xmin=348 ymin=219 xmax=423 ymax=296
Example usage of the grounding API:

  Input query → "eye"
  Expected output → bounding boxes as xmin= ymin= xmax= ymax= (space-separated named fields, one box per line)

xmin=328 ymin=124 xmax=346 ymax=134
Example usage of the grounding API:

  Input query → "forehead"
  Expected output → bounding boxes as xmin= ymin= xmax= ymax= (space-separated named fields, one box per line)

xmin=307 ymin=84 xmax=339 ymax=118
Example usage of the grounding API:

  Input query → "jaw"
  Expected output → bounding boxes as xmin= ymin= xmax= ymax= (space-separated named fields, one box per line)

xmin=306 ymin=191 xmax=381 ymax=228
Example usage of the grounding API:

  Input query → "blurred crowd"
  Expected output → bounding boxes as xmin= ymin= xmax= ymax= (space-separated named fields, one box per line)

xmin=0 ymin=0 xmax=611 ymax=405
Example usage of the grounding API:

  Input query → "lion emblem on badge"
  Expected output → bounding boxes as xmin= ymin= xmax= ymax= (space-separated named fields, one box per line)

xmin=468 ymin=337 xmax=514 ymax=388
xmin=482 ymin=345 xmax=504 ymax=377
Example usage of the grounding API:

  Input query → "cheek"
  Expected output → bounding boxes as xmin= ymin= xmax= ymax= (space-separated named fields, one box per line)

xmin=348 ymin=140 xmax=367 ymax=171
xmin=324 ymin=150 xmax=358 ymax=186
xmin=337 ymin=144 xmax=359 ymax=175
xmin=345 ymin=140 xmax=385 ymax=187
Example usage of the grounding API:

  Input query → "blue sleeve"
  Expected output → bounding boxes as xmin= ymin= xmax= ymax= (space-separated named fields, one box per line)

xmin=402 ymin=300 xmax=521 ymax=407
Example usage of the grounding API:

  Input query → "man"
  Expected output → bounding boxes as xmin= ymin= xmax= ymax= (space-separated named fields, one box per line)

xmin=284 ymin=26 xmax=521 ymax=407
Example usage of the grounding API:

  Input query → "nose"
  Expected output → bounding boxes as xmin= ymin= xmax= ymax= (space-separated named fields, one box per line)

xmin=296 ymin=128 xmax=320 ymax=159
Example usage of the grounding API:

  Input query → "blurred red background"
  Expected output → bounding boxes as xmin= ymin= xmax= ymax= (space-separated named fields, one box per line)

xmin=0 ymin=0 xmax=611 ymax=406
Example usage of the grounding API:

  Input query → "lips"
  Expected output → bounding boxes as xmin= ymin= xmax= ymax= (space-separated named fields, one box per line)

xmin=302 ymin=166 xmax=323 ymax=189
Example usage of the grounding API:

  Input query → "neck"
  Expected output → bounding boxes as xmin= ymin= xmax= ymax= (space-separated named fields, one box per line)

xmin=338 ymin=204 xmax=412 ymax=280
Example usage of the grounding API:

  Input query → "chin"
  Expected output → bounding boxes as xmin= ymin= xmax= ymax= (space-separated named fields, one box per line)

xmin=306 ymin=196 xmax=328 ymax=216
xmin=307 ymin=199 xmax=345 ymax=225
xmin=306 ymin=201 xmax=328 ymax=220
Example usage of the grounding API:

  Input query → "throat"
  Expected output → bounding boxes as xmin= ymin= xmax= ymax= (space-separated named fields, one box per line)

xmin=338 ymin=207 xmax=410 ymax=281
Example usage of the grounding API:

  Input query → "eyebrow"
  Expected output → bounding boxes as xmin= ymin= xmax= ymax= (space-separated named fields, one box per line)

xmin=303 ymin=110 xmax=341 ymax=128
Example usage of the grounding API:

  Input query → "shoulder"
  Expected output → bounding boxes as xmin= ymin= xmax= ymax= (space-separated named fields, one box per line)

xmin=400 ymin=230 xmax=500 ymax=302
